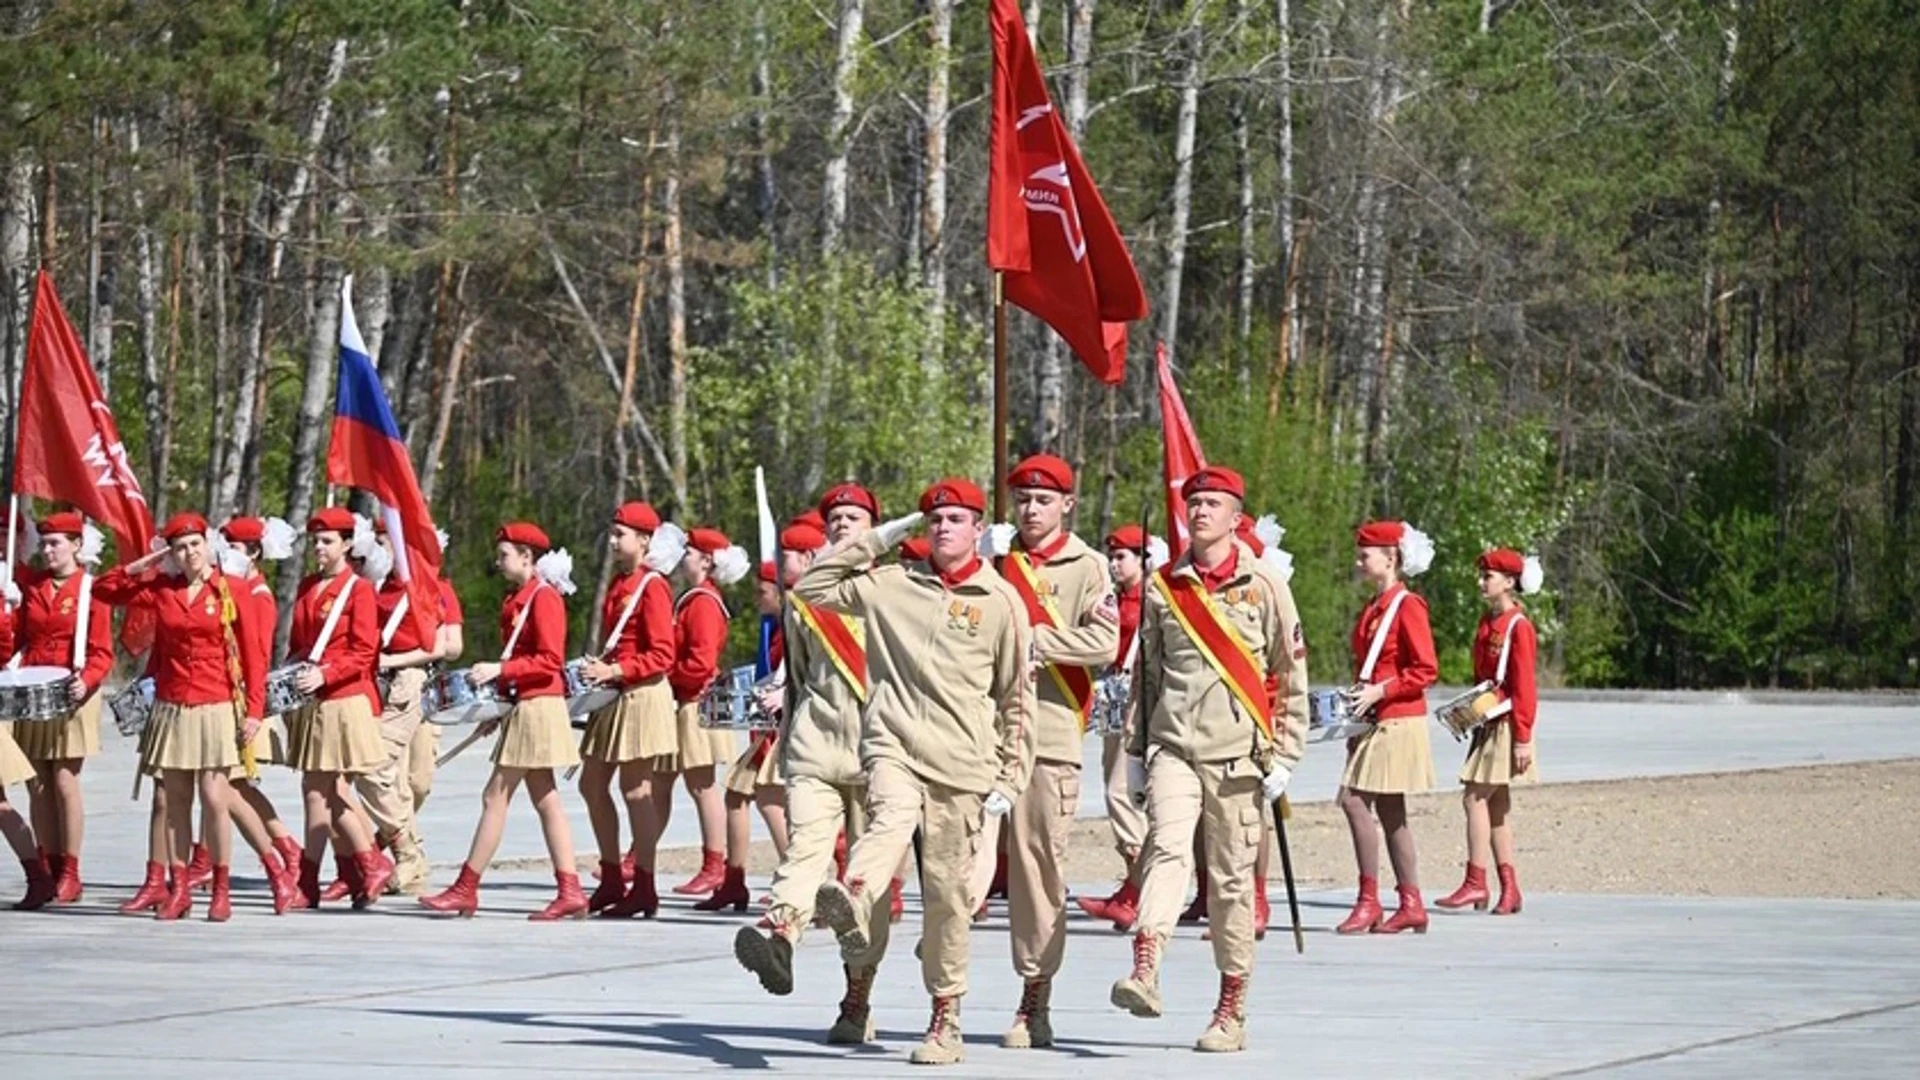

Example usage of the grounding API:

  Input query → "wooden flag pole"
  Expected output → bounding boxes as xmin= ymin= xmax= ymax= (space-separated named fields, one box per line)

xmin=992 ymin=272 xmax=1009 ymax=521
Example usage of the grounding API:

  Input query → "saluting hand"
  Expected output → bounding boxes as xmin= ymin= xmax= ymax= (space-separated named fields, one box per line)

xmin=873 ymin=512 xmax=924 ymax=549
xmin=124 ymin=549 xmax=170 ymax=575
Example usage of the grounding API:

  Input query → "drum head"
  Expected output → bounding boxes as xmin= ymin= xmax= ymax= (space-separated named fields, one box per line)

xmin=0 ymin=665 xmax=72 ymax=687
xmin=428 ymin=698 xmax=511 ymax=727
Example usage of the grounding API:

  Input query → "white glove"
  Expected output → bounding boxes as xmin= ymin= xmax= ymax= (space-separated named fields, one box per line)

xmin=874 ymin=512 xmax=923 ymax=549
xmin=1126 ymin=755 xmax=1148 ymax=808
xmin=0 ymin=565 xmax=18 ymax=607
xmin=983 ymin=791 xmax=1014 ymax=818
xmin=980 ymin=522 xmax=1016 ymax=557
xmin=1261 ymin=763 xmax=1292 ymax=802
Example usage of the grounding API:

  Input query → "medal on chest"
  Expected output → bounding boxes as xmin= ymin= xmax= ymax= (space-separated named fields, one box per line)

xmin=946 ymin=599 xmax=982 ymax=636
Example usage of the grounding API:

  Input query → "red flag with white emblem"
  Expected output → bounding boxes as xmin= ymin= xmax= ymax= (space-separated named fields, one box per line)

xmin=1158 ymin=342 xmax=1207 ymax=560
xmin=987 ymin=0 xmax=1146 ymax=385
xmin=14 ymin=270 xmax=155 ymax=557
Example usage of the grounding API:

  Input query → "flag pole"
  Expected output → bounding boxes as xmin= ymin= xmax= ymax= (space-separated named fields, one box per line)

xmin=992 ymin=271 xmax=1009 ymax=521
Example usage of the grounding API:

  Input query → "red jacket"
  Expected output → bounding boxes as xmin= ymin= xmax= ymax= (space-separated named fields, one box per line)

xmin=1349 ymin=582 xmax=1437 ymax=721
xmin=377 ymin=577 xmax=448 ymax=654
xmin=1474 ymin=607 xmax=1538 ymax=744
xmin=244 ymin=571 xmax=277 ymax=670
xmin=597 ymin=568 xmax=674 ymax=687
xmin=499 ymin=579 xmax=566 ymax=699
xmin=10 ymin=567 xmax=113 ymax=697
xmin=1113 ymin=582 xmax=1143 ymax=672
xmin=289 ymin=570 xmax=380 ymax=710
xmin=96 ymin=566 xmax=268 ymax=720
xmin=438 ymin=577 xmax=464 ymax=626
xmin=669 ymin=580 xmax=729 ymax=704
xmin=0 ymin=604 xmax=14 ymax=663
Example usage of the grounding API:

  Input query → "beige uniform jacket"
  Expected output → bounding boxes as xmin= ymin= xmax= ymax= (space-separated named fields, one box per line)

xmin=1010 ymin=533 xmax=1117 ymax=766
xmin=778 ymin=600 xmax=866 ymax=787
xmin=793 ymin=530 xmax=1036 ymax=801
xmin=1129 ymin=540 xmax=1309 ymax=771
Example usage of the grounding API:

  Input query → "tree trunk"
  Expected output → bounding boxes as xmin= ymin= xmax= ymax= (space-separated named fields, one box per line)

xmin=1158 ymin=9 xmax=1204 ymax=367
xmin=753 ymin=9 xmax=779 ymax=287
xmin=1233 ymin=0 xmax=1256 ymax=386
xmin=920 ymin=0 xmax=954 ymax=376
xmin=360 ymin=121 xmax=395 ymax=369
xmin=204 ymin=144 xmax=230 ymax=511
xmin=665 ymin=118 xmax=691 ymax=513
xmin=128 ymin=120 xmax=165 ymax=499
xmin=2 ymin=155 xmax=34 ymax=454
xmin=1349 ymin=0 xmax=1400 ymax=464
xmin=421 ymin=317 xmax=479 ymax=505
xmin=1270 ymin=0 xmax=1299 ymax=418
xmin=276 ymin=206 xmax=349 ymax=653
xmin=85 ymin=114 xmax=117 ymax=397
xmin=1700 ymin=1 xmax=1741 ymax=387
xmin=808 ymin=0 xmax=866 ymax=493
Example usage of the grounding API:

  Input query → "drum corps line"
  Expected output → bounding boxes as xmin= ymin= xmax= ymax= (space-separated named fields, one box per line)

xmin=0 ymin=455 xmax=1546 ymax=1064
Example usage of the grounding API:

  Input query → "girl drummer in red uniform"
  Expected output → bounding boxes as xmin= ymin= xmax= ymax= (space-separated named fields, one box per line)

xmin=8 ymin=512 xmax=112 ymax=905
xmin=1336 ymin=520 xmax=1439 ymax=935
xmin=1435 ymin=549 xmax=1540 ymax=916
xmin=420 ymin=521 xmax=586 ymax=919
xmin=94 ymin=512 xmax=268 ymax=921
xmin=1 ymin=592 xmax=57 ymax=909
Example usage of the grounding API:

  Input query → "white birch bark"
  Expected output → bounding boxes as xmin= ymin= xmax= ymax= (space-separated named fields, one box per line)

xmin=920 ymin=0 xmax=953 ymax=376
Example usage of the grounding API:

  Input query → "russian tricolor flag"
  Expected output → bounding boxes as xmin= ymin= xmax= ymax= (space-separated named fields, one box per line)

xmin=327 ymin=276 xmax=443 ymax=645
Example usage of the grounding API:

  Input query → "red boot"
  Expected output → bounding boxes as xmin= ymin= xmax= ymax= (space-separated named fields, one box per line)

xmin=419 ymin=864 xmax=483 ymax=917
xmin=1179 ymin=887 xmax=1208 ymax=925
xmin=889 ymin=877 xmax=905 ymax=924
xmin=530 ymin=870 xmax=588 ymax=921
xmin=600 ymin=866 xmax=660 ymax=919
xmin=11 ymin=855 xmax=54 ymax=911
xmin=272 ymin=835 xmax=305 ymax=876
xmin=1435 ymin=863 xmax=1490 ymax=911
xmin=353 ymin=849 xmax=394 ymax=909
xmin=672 ymin=849 xmax=726 ymax=896
xmin=1335 ymin=875 xmax=1382 ymax=934
xmin=1492 ymin=863 xmax=1523 ymax=915
xmin=119 ymin=861 xmax=168 ymax=914
xmin=288 ymin=858 xmax=323 ymax=911
xmin=185 ymin=844 xmax=213 ymax=891
xmin=588 ymin=861 xmax=628 ymax=912
xmin=207 ymin=866 xmax=233 ymax=922
xmin=155 ymin=863 xmax=194 ymax=921
xmin=53 ymin=854 xmax=82 ymax=904
xmin=1254 ymin=877 xmax=1271 ymax=941
xmin=320 ymin=853 xmax=353 ymax=903
xmin=591 ymin=851 xmax=636 ymax=884
xmin=1374 ymin=883 xmax=1428 ymax=934
xmin=693 ymin=866 xmax=750 ymax=913
xmin=1104 ymin=880 xmax=1141 ymax=932
xmin=264 ymin=853 xmax=297 ymax=915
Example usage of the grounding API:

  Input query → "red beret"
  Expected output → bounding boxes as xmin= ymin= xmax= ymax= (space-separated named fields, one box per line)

xmin=1008 ymin=453 xmax=1073 ymax=493
xmin=900 ymin=536 xmax=932 ymax=562
xmin=308 ymin=507 xmax=356 ymax=535
xmin=1182 ymin=465 xmax=1245 ymax=501
xmin=1479 ymin=548 xmax=1525 ymax=577
xmin=161 ymin=512 xmax=209 ymax=541
xmin=1104 ymin=525 xmax=1146 ymax=553
xmin=919 ymin=478 xmax=986 ymax=515
xmin=1235 ymin=516 xmax=1266 ymax=556
xmin=819 ymin=483 xmax=880 ymax=520
xmin=38 ymin=511 xmax=84 ymax=538
xmin=687 ymin=527 xmax=731 ymax=554
xmin=794 ymin=509 xmax=825 ymax=531
xmin=1355 ymin=520 xmax=1405 ymax=548
xmin=780 ymin=521 xmax=828 ymax=552
xmin=613 ymin=501 xmax=661 ymax=533
xmin=495 ymin=521 xmax=551 ymax=553
xmin=220 ymin=517 xmax=265 ymax=544
xmin=757 ymin=560 xmax=777 ymax=584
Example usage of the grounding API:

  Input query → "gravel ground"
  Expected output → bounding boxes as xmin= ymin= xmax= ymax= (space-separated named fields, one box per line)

xmin=644 ymin=758 xmax=1920 ymax=901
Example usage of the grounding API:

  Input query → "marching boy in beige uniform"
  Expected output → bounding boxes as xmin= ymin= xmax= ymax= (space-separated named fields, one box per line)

xmin=986 ymin=453 xmax=1116 ymax=1049
xmin=1110 ymin=465 xmax=1309 ymax=1053
xmin=806 ymin=478 xmax=1036 ymax=1067
xmin=734 ymin=485 xmax=882 ymax=1041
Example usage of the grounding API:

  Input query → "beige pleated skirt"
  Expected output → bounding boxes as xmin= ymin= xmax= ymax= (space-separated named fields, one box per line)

xmin=1459 ymin=720 xmax=1538 ymax=787
xmin=288 ymin=696 xmax=384 ymax=775
xmin=724 ymin=734 xmax=781 ymax=796
xmin=144 ymin=701 xmax=243 ymax=772
xmin=14 ymin=693 xmax=103 ymax=762
xmin=1342 ymin=715 xmax=1435 ymax=795
xmin=579 ymin=679 xmax=677 ymax=766
xmin=0 ymin=722 xmax=35 ymax=787
xmin=675 ymin=702 xmax=736 ymax=770
xmin=493 ymin=695 xmax=580 ymax=770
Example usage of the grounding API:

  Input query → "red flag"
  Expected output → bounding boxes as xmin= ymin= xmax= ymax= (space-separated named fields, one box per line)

xmin=987 ymin=0 xmax=1146 ymax=385
xmin=14 ymin=270 xmax=155 ymax=558
xmin=1158 ymin=342 xmax=1207 ymax=560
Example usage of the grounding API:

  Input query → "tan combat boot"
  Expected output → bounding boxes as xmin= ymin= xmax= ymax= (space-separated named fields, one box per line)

xmin=814 ymin=879 xmax=872 ymax=955
xmin=1194 ymin=973 xmax=1248 ymax=1053
xmin=1002 ymin=977 xmax=1053 ymax=1048
xmin=390 ymin=834 xmax=430 ymax=896
xmin=909 ymin=996 xmax=964 ymax=1065
xmin=1109 ymin=932 xmax=1164 ymax=1018
xmin=734 ymin=924 xmax=796 ymax=996
xmin=826 ymin=965 xmax=877 ymax=1045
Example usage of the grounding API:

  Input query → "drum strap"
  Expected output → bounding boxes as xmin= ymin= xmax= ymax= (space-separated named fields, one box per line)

xmin=307 ymin=574 xmax=357 ymax=665
xmin=380 ymin=594 xmax=409 ymax=650
xmin=72 ymin=572 xmax=94 ymax=673
xmin=502 ymin=581 xmax=546 ymax=660
xmin=1357 ymin=588 xmax=1410 ymax=684
xmin=599 ymin=571 xmax=661 ymax=655
xmin=1484 ymin=613 xmax=1525 ymax=721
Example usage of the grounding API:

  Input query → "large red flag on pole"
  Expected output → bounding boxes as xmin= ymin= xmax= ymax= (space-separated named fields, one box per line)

xmin=14 ymin=269 xmax=156 ymax=557
xmin=1158 ymin=342 xmax=1207 ymax=560
xmin=987 ymin=0 xmax=1147 ymax=384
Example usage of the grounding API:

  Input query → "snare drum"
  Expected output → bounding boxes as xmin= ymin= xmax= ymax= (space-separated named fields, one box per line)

xmin=265 ymin=663 xmax=317 ymax=718
xmin=426 ymin=667 xmax=510 ymax=727
xmin=110 ymin=678 xmax=158 ymax=737
xmin=1436 ymin=680 xmax=1502 ymax=741
xmin=0 ymin=666 xmax=79 ymax=722
xmin=565 ymin=658 xmax=620 ymax=719
xmin=1091 ymin=673 xmax=1131 ymax=736
xmin=697 ymin=665 xmax=777 ymax=731
xmin=1308 ymin=688 xmax=1370 ymax=741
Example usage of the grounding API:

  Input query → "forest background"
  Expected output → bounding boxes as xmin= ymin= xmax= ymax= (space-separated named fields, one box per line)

xmin=2 ymin=0 xmax=1915 ymax=688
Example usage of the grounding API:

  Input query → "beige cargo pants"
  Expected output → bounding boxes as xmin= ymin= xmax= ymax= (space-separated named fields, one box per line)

xmin=1132 ymin=751 xmax=1264 ymax=977
xmin=841 ymin=759 xmax=983 ymax=998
